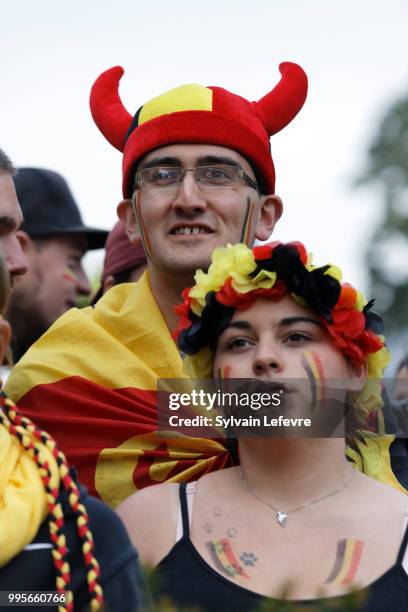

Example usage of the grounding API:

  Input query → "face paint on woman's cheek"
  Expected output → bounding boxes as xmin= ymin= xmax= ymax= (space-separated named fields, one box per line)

xmin=301 ymin=351 xmax=326 ymax=413
xmin=132 ymin=191 xmax=154 ymax=261
xmin=239 ymin=197 xmax=255 ymax=245
xmin=216 ymin=366 xmax=232 ymax=394
xmin=63 ymin=268 xmax=77 ymax=284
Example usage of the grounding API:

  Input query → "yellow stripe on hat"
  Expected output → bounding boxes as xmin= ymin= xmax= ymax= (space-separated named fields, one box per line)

xmin=139 ymin=84 xmax=213 ymax=125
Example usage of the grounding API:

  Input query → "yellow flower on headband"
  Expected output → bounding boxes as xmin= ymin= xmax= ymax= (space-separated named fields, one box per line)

xmin=190 ymin=244 xmax=256 ymax=306
xmin=232 ymin=269 xmax=276 ymax=294
xmin=324 ymin=265 xmax=343 ymax=283
xmin=355 ymin=290 xmax=367 ymax=312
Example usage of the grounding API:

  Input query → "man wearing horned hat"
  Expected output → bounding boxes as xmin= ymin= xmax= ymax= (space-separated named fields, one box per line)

xmin=6 ymin=63 xmax=308 ymax=507
xmin=9 ymin=62 xmax=402 ymax=508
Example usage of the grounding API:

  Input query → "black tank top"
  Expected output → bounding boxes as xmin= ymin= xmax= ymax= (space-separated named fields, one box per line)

xmin=155 ymin=482 xmax=408 ymax=611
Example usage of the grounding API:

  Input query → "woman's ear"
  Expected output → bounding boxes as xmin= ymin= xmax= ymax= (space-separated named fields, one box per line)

xmin=117 ymin=199 xmax=140 ymax=245
xmin=348 ymin=360 xmax=368 ymax=393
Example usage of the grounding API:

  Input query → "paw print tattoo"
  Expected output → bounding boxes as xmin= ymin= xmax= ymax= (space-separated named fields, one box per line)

xmin=204 ymin=522 xmax=213 ymax=534
xmin=240 ymin=552 xmax=258 ymax=567
xmin=212 ymin=506 xmax=222 ymax=517
xmin=227 ymin=528 xmax=238 ymax=538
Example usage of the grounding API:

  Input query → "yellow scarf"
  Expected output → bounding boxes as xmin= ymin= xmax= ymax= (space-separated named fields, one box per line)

xmin=0 ymin=417 xmax=59 ymax=567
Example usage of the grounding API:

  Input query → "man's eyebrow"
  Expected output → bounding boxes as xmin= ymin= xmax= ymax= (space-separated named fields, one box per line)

xmin=279 ymin=316 xmax=321 ymax=327
xmin=196 ymin=155 xmax=241 ymax=167
xmin=0 ymin=216 xmax=18 ymax=231
xmin=139 ymin=156 xmax=181 ymax=169
xmin=139 ymin=155 xmax=243 ymax=170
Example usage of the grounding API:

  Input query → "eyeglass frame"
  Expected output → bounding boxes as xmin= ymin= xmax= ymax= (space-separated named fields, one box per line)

xmin=132 ymin=163 xmax=260 ymax=193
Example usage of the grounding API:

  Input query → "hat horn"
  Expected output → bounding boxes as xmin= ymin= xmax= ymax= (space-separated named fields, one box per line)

xmin=254 ymin=62 xmax=308 ymax=136
xmin=90 ymin=66 xmax=133 ymax=152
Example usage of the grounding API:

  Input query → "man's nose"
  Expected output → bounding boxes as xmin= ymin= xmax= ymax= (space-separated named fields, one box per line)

xmin=171 ymin=171 xmax=208 ymax=215
xmin=75 ymin=266 xmax=91 ymax=296
xmin=6 ymin=235 xmax=29 ymax=278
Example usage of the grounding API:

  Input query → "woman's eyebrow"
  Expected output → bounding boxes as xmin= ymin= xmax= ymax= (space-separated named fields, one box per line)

xmin=279 ymin=316 xmax=321 ymax=327
xmin=223 ymin=320 xmax=252 ymax=331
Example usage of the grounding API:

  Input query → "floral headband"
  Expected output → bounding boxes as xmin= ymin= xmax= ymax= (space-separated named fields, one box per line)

xmin=173 ymin=242 xmax=390 ymax=420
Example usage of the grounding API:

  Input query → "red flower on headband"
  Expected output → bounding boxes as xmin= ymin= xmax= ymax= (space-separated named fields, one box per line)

xmin=252 ymin=242 xmax=279 ymax=260
xmin=173 ymin=288 xmax=193 ymax=340
xmin=216 ymin=278 xmax=287 ymax=309
xmin=319 ymin=283 xmax=384 ymax=365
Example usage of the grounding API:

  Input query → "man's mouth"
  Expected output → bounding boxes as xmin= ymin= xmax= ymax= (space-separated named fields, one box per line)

xmin=170 ymin=224 xmax=213 ymax=236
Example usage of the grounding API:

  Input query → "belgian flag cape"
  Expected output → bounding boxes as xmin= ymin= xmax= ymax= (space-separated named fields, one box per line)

xmin=5 ymin=273 xmax=407 ymax=508
xmin=5 ymin=273 xmax=235 ymax=508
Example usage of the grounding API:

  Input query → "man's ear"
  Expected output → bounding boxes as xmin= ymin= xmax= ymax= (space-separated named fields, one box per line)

xmin=0 ymin=319 xmax=11 ymax=367
xmin=255 ymin=194 xmax=283 ymax=242
xmin=117 ymin=199 xmax=140 ymax=245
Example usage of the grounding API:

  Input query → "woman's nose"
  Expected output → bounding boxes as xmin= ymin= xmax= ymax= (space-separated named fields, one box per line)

xmin=252 ymin=347 xmax=283 ymax=376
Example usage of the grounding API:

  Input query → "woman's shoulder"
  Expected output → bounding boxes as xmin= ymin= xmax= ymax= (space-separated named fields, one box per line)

xmin=116 ymin=483 xmax=180 ymax=567
xmin=355 ymin=470 xmax=408 ymax=506
xmin=117 ymin=482 xmax=180 ymax=519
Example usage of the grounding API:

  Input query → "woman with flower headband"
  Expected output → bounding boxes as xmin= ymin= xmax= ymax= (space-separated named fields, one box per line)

xmin=0 ymin=251 xmax=147 ymax=611
xmin=118 ymin=241 xmax=408 ymax=611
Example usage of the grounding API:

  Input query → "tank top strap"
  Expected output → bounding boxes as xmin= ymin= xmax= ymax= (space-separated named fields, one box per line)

xmin=179 ymin=482 xmax=190 ymax=538
xmin=397 ymin=507 xmax=408 ymax=566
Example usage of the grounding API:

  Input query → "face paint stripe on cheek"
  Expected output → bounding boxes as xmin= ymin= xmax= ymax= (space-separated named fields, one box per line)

xmin=216 ymin=366 xmax=231 ymax=394
xmin=63 ymin=268 xmax=77 ymax=284
xmin=132 ymin=191 xmax=153 ymax=261
xmin=239 ymin=197 xmax=254 ymax=245
xmin=302 ymin=351 xmax=324 ymax=412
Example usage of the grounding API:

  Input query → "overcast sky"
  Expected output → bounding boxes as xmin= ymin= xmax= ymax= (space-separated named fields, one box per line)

xmin=1 ymin=0 xmax=407 ymax=312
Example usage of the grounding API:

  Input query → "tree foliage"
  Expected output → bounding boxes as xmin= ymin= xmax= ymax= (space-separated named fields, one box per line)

xmin=356 ymin=93 xmax=408 ymax=333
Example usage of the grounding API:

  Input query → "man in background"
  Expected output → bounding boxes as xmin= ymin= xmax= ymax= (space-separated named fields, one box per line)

xmin=97 ymin=220 xmax=146 ymax=299
xmin=0 ymin=149 xmax=28 ymax=281
xmin=6 ymin=168 xmax=107 ymax=362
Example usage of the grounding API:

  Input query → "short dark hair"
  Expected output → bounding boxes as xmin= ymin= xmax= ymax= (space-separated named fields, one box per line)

xmin=0 ymin=148 xmax=15 ymax=175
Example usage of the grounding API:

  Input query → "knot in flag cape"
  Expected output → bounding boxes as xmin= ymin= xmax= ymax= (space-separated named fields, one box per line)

xmin=5 ymin=273 xmax=235 ymax=508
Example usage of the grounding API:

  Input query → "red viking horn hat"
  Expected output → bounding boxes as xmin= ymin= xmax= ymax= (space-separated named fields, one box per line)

xmin=90 ymin=62 xmax=308 ymax=197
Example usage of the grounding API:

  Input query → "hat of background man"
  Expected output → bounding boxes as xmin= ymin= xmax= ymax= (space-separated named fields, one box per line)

xmin=102 ymin=221 xmax=146 ymax=282
xmin=90 ymin=62 xmax=308 ymax=198
xmin=92 ymin=221 xmax=147 ymax=304
xmin=14 ymin=168 xmax=108 ymax=250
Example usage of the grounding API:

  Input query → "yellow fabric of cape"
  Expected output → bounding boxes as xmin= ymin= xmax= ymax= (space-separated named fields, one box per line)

xmin=5 ymin=272 xmax=233 ymax=508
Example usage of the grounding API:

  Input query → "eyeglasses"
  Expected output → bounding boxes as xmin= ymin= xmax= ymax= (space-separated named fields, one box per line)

xmin=134 ymin=164 xmax=259 ymax=192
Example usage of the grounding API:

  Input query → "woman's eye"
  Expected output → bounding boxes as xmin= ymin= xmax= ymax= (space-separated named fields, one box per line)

xmin=285 ymin=332 xmax=311 ymax=344
xmin=226 ymin=337 xmax=252 ymax=350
